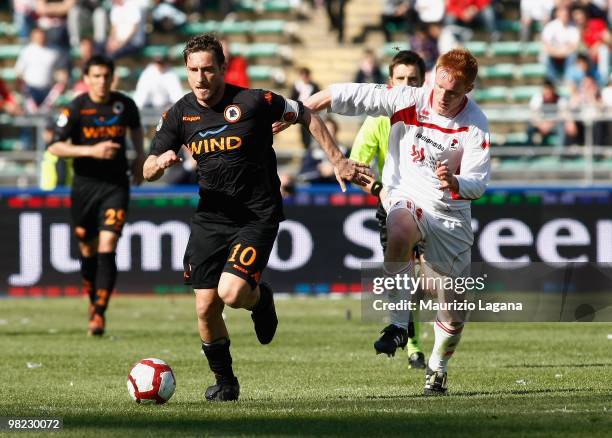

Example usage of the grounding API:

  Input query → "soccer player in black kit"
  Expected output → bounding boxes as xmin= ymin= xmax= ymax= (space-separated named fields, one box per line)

xmin=143 ymin=34 xmax=372 ymax=401
xmin=48 ymin=55 xmax=145 ymax=336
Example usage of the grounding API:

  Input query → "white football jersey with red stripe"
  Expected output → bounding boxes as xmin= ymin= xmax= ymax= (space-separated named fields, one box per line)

xmin=330 ymin=83 xmax=491 ymax=213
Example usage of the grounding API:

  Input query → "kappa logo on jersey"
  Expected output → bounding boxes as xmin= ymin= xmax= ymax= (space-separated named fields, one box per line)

xmin=411 ymin=144 xmax=425 ymax=163
xmin=417 ymin=109 xmax=429 ymax=121
xmin=224 ymin=105 xmax=242 ymax=123
xmin=182 ymin=115 xmax=201 ymax=122
xmin=450 ymin=138 xmax=459 ymax=151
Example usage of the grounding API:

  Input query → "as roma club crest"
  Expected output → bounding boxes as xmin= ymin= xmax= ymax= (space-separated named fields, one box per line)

xmin=224 ymin=105 xmax=242 ymax=123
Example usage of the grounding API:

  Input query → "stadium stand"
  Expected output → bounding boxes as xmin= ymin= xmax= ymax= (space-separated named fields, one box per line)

xmin=0 ymin=0 xmax=610 ymax=187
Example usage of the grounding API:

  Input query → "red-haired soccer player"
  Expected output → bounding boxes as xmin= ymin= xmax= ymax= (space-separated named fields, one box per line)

xmin=305 ymin=49 xmax=491 ymax=395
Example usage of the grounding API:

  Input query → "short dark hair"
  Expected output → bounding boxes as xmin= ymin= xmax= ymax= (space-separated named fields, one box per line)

xmin=183 ymin=33 xmax=225 ymax=67
xmin=389 ymin=50 xmax=426 ymax=81
xmin=83 ymin=55 xmax=115 ymax=76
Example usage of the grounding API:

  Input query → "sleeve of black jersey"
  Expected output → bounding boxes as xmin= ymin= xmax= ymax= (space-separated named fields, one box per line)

xmin=149 ymin=105 xmax=182 ymax=156
xmin=125 ymin=97 xmax=141 ymax=128
xmin=48 ymin=100 xmax=79 ymax=147
xmin=258 ymin=89 xmax=299 ymax=124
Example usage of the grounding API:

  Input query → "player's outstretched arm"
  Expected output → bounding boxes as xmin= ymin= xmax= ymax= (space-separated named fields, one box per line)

xmin=48 ymin=140 xmax=120 ymax=159
xmin=143 ymin=150 xmax=182 ymax=182
xmin=301 ymin=106 xmax=373 ymax=191
xmin=304 ymin=88 xmax=332 ymax=113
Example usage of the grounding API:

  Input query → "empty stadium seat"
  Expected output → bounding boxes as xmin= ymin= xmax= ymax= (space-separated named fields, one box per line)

xmin=463 ymin=41 xmax=487 ymax=57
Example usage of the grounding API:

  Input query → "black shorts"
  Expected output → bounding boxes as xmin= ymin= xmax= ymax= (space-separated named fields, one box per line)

xmin=70 ymin=179 xmax=129 ymax=241
xmin=183 ymin=214 xmax=279 ymax=290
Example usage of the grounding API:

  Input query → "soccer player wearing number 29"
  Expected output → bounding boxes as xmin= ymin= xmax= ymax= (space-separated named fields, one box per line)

xmin=143 ymin=34 xmax=373 ymax=402
xmin=48 ymin=55 xmax=145 ymax=337
xmin=306 ymin=49 xmax=491 ymax=395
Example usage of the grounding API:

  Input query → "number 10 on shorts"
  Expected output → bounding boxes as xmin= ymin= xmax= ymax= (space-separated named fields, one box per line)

xmin=228 ymin=243 xmax=257 ymax=266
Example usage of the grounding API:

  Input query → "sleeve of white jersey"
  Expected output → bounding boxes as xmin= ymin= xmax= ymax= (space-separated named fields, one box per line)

xmin=455 ymin=125 xmax=491 ymax=200
xmin=329 ymin=83 xmax=417 ymax=118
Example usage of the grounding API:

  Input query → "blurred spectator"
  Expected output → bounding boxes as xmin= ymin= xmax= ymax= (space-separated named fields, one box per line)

xmin=15 ymin=28 xmax=60 ymax=108
xmin=381 ymin=0 xmax=415 ymax=42
xmin=409 ymin=23 xmax=440 ymax=71
xmin=290 ymin=67 xmax=320 ymax=149
xmin=67 ymin=0 xmax=108 ymax=48
xmin=0 ymin=78 xmax=23 ymax=116
xmin=565 ymin=75 xmax=608 ymax=145
xmin=106 ymin=0 xmax=147 ymax=60
xmin=36 ymin=0 xmax=74 ymax=50
xmin=519 ymin=0 xmax=554 ymax=43
xmin=221 ymin=37 xmax=250 ymax=88
xmin=12 ymin=0 xmax=38 ymax=43
xmin=444 ymin=0 xmax=499 ymax=42
xmin=134 ymin=54 xmax=184 ymax=110
xmin=527 ymin=79 xmax=566 ymax=146
xmin=572 ymin=6 xmax=610 ymax=85
xmin=414 ymin=0 xmax=445 ymax=24
xmin=602 ymin=76 xmax=612 ymax=108
xmin=298 ymin=116 xmax=348 ymax=184
xmin=541 ymin=5 xmax=580 ymax=83
xmin=576 ymin=0 xmax=608 ymax=20
xmin=152 ymin=0 xmax=187 ymax=33
xmin=566 ymin=53 xmax=601 ymax=87
xmin=354 ymin=49 xmax=384 ymax=84
xmin=324 ymin=0 xmax=346 ymax=43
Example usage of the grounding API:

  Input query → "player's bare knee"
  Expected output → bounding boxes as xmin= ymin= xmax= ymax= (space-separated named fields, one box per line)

xmin=98 ymin=231 xmax=119 ymax=253
xmin=195 ymin=293 xmax=223 ymax=321
xmin=217 ymin=283 xmax=247 ymax=309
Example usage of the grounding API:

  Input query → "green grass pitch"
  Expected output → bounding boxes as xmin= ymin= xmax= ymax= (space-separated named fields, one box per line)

xmin=1 ymin=296 xmax=611 ymax=437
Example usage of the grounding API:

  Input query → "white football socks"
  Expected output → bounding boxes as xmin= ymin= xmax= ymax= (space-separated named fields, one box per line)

xmin=428 ymin=319 xmax=464 ymax=373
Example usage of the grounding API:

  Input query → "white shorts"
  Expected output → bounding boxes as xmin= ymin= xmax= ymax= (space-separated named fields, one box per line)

xmin=384 ymin=196 xmax=473 ymax=278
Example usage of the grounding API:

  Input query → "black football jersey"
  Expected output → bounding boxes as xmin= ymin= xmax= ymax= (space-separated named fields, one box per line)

xmin=150 ymin=84 xmax=299 ymax=224
xmin=50 ymin=91 xmax=141 ymax=183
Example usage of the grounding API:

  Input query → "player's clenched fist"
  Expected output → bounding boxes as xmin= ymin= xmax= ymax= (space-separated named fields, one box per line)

xmin=156 ymin=150 xmax=182 ymax=169
xmin=334 ymin=158 xmax=375 ymax=192
xmin=435 ymin=160 xmax=459 ymax=192
xmin=90 ymin=140 xmax=120 ymax=160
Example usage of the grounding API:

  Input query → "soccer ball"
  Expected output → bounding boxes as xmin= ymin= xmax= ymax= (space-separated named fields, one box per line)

xmin=127 ymin=358 xmax=176 ymax=404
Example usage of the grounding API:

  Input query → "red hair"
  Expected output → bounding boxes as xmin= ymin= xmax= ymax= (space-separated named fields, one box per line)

xmin=436 ymin=49 xmax=478 ymax=86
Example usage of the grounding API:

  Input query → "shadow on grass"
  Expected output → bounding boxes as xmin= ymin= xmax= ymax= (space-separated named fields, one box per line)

xmin=62 ymin=410 xmax=608 ymax=437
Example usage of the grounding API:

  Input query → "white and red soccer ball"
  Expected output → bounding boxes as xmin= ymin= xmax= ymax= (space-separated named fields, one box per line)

xmin=127 ymin=358 xmax=176 ymax=404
